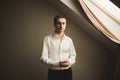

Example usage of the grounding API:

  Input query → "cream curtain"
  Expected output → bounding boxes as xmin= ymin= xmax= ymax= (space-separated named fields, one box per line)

xmin=78 ymin=0 xmax=120 ymax=44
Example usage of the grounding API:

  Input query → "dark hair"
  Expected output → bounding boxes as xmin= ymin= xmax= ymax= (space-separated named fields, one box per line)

xmin=54 ymin=15 xmax=67 ymax=25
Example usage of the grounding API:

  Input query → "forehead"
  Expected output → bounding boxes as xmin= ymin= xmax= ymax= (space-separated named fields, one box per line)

xmin=56 ymin=18 xmax=66 ymax=22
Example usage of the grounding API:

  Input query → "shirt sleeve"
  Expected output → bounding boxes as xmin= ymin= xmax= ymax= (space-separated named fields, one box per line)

xmin=68 ymin=39 xmax=76 ymax=66
xmin=40 ymin=37 xmax=60 ymax=67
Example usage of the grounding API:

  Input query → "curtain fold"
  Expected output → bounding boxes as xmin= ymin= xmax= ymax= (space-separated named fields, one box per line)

xmin=78 ymin=0 xmax=120 ymax=44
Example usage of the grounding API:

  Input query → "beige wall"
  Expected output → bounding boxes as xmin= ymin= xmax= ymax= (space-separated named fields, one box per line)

xmin=1 ymin=0 xmax=117 ymax=80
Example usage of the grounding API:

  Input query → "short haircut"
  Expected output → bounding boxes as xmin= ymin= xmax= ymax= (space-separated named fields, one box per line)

xmin=54 ymin=15 xmax=67 ymax=25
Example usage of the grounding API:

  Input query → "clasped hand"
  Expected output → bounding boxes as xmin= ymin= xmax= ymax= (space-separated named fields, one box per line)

xmin=59 ymin=60 xmax=70 ymax=67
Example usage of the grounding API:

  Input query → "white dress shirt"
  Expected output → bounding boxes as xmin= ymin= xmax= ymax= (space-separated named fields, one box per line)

xmin=41 ymin=33 xmax=76 ymax=70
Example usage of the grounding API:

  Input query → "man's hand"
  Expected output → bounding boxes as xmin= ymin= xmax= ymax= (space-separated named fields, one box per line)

xmin=59 ymin=60 xmax=70 ymax=67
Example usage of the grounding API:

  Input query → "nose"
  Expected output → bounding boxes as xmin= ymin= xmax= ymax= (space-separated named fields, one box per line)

xmin=60 ymin=23 xmax=63 ymax=27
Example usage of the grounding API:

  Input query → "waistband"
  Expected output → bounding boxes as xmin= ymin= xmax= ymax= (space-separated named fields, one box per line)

xmin=49 ymin=67 xmax=71 ymax=72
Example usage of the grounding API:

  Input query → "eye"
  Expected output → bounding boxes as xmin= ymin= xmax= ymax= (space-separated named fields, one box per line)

xmin=62 ymin=22 xmax=65 ymax=25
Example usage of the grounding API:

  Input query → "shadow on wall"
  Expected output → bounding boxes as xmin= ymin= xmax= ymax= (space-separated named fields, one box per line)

xmin=1 ymin=0 xmax=55 ymax=80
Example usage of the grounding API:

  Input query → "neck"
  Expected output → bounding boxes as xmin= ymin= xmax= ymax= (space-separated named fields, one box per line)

xmin=55 ymin=31 xmax=64 ymax=39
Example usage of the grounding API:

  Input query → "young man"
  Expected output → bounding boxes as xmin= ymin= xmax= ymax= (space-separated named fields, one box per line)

xmin=41 ymin=15 xmax=76 ymax=80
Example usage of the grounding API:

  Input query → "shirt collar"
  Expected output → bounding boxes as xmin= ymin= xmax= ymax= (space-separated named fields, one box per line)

xmin=52 ymin=32 xmax=66 ymax=39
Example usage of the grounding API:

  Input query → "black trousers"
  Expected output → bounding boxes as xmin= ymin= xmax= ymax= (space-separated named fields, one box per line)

xmin=48 ymin=68 xmax=72 ymax=80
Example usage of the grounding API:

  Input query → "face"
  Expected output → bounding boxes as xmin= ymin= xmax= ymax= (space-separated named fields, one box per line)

xmin=54 ymin=18 xmax=66 ymax=33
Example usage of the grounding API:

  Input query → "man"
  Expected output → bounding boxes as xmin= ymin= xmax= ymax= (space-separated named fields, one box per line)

xmin=41 ymin=15 xmax=76 ymax=80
